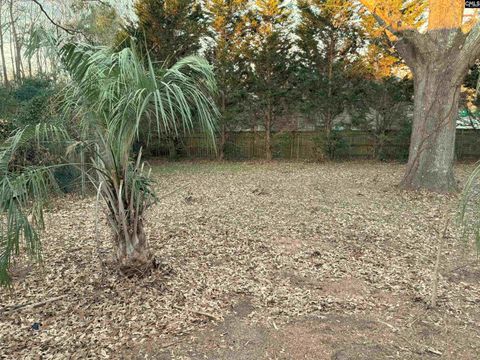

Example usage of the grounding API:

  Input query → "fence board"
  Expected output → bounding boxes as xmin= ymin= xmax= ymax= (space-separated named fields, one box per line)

xmin=146 ymin=130 xmax=480 ymax=161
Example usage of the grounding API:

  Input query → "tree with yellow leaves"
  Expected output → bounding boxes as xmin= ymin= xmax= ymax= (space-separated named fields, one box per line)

xmin=359 ymin=3 xmax=422 ymax=78
xmin=360 ymin=0 xmax=480 ymax=192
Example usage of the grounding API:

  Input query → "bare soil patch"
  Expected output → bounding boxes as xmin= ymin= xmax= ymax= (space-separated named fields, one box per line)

xmin=1 ymin=161 xmax=479 ymax=359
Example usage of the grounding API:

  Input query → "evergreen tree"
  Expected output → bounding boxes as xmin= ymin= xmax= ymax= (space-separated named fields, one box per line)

xmin=244 ymin=0 xmax=293 ymax=160
xmin=205 ymin=0 xmax=249 ymax=159
xmin=295 ymin=0 xmax=363 ymax=143
xmin=132 ymin=0 xmax=207 ymax=66
xmin=352 ymin=76 xmax=413 ymax=160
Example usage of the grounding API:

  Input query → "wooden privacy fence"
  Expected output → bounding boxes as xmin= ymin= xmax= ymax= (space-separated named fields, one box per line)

xmin=146 ymin=130 xmax=480 ymax=161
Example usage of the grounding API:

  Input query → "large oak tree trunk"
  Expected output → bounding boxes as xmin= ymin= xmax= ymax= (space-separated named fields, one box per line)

xmin=401 ymin=62 xmax=461 ymax=192
xmin=360 ymin=0 xmax=480 ymax=192
xmin=391 ymin=26 xmax=480 ymax=193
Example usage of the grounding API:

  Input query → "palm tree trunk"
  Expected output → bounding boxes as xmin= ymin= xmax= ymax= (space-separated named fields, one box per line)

xmin=114 ymin=219 xmax=151 ymax=274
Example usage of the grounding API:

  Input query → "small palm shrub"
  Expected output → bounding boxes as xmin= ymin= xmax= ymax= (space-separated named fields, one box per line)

xmin=0 ymin=38 xmax=217 ymax=285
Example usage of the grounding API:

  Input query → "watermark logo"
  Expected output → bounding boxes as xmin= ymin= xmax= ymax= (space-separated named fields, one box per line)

xmin=466 ymin=0 xmax=480 ymax=8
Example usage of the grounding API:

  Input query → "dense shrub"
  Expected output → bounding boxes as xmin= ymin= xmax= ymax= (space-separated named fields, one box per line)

xmin=53 ymin=165 xmax=81 ymax=193
xmin=0 ymin=78 xmax=81 ymax=193
xmin=378 ymin=120 xmax=412 ymax=162
xmin=0 ymin=77 xmax=57 ymax=129
xmin=314 ymin=129 xmax=350 ymax=160
xmin=274 ymin=132 xmax=294 ymax=158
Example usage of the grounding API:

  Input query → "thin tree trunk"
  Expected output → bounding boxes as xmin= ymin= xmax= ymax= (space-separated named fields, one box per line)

xmin=325 ymin=38 xmax=334 ymax=135
xmin=219 ymin=124 xmax=227 ymax=160
xmin=218 ymin=92 xmax=227 ymax=160
xmin=27 ymin=5 xmax=33 ymax=77
xmin=9 ymin=31 xmax=14 ymax=80
xmin=401 ymin=64 xmax=460 ymax=192
xmin=9 ymin=0 xmax=22 ymax=81
xmin=373 ymin=111 xmax=382 ymax=160
xmin=43 ymin=51 xmax=47 ymax=74
xmin=27 ymin=55 xmax=32 ymax=77
xmin=265 ymin=101 xmax=272 ymax=161
xmin=0 ymin=0 xmax=9 ymax=87
xmin=323 ymin=38 xmax=335 ymax=160
xmin=252 ymin=122 xmax=256 ymax=158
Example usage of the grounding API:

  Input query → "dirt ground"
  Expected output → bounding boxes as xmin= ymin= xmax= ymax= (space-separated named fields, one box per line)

xmin=1 ymin=161 xmax=480 ymax=359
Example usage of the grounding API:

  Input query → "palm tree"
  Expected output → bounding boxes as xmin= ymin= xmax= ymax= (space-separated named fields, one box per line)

xmin=0 ymin=39 xmax=218 ymax=285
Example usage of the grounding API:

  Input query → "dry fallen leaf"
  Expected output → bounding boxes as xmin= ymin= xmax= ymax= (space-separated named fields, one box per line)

xmin=0 ymin=162 xmax=479 ymax=359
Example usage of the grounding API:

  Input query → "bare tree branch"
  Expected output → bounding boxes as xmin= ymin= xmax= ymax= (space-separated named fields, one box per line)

xmin=31 ymin=0 xmax=78 ymax=35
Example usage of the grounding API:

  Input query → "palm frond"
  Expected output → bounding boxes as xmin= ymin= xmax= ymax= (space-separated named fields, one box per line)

xmin=0 ymin=166 xmax=61 ymax=286
xmin=0 ymin=121 xmax=76 ymax=285
xmin=0 ymin=123 xmax=71 ymax=171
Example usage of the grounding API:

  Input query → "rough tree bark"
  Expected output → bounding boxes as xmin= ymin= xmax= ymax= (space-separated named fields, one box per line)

xmin=398 ymin=27 xmax=480 ymax=192
xmin=402 ymin=57 xmax=461 ymax=191
xmin=361 ymin=0 xmax=480 ymax=192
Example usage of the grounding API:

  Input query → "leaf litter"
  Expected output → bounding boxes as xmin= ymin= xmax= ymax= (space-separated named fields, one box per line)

xmin=1 ymin=161 xmax=479 ymax=359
